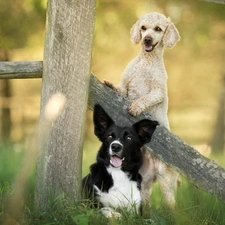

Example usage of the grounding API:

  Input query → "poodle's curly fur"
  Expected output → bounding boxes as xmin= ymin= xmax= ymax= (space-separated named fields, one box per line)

xmin=104 ymin=12 xmax=180 ymax=217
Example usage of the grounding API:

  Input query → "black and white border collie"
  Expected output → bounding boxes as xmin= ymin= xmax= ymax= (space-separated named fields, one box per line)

xmin=83 ymin=104 xmax=158 ymax=215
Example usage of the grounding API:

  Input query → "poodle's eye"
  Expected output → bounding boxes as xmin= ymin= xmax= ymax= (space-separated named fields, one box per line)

xmin=155 ymin=26 xmax=162 ymax=32
xmin=141 ymin=26 xmax=147 ymax=31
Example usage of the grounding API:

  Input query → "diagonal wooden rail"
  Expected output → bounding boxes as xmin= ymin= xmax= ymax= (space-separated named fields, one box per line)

xmin=0 ymin=61 xmax=225 ymax=204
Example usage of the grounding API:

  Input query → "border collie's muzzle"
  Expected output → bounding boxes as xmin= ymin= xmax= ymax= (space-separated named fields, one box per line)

xmin=110 ymin=141 xmax=125 ymax=168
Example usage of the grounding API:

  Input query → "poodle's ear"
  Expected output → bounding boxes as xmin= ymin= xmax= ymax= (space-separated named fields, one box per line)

xmin=163 ymin=21 xmax=180 ymax=48
xmin=93 ymin=104 xmax=114 ymax=141
xmin=130 ymin=20 xmax=142 ymax=45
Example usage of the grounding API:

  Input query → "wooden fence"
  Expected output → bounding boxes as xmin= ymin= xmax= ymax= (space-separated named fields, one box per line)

xmin=0 ymin=61 xmax=225 ymax=206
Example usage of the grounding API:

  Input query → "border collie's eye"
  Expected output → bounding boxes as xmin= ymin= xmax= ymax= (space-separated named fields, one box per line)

xmin=141 ymin=26 xmax=147 ymax=31
xmin=126 ymin=136 xmax=132 ymax=141
xmin=155 ymin=26 xmax=162 ymax=32
xmin=107 ymin=135 xmax=113 ymax=140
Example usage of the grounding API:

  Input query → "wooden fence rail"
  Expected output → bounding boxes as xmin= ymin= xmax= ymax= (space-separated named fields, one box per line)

xmin=0 ymin=61 xmax=42 ymax=79
xmin=0 ymin=61 xmax=225 ymax=204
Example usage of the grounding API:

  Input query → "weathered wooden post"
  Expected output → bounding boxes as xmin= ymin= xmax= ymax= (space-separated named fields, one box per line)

xmin=35 ymin=0 xmax=96 ymax=210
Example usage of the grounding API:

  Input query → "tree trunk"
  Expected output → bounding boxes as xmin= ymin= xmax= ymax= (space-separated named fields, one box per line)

xmin=0 ymin=51 xmax=12 ymax=142
xmin=1 ymin=80 xmax=11 ymax=141
xmin=211 ymin=65 xmax=225 ymax=154
xmin=35 ymin=0 xmax=96 ymax=211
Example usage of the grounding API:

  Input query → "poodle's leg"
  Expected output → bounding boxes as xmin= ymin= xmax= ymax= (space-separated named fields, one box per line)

xmin=157 ymin=164 xmax=179 ymax=210
xmin=141 ymin=181 xmax=153 ymax=219
xmin=129 ymin=89 xmax=164 ymax=116
xmin=139 ymin=148 xmax=155 ymax=219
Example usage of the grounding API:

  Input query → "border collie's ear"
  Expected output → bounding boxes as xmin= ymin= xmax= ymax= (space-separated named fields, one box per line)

xmin=133 ymin=119 xmax=159 ymax=145
xmin=93 ymin=104 xmax=114 ymax=141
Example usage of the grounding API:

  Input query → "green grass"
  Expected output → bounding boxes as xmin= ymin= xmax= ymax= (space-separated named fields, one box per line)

xmin=0 ymin=143 xmax=225 ymax=225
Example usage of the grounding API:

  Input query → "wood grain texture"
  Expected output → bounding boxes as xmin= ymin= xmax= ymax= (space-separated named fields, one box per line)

xmin=35 ymin=0 xmax=96 ymax=210
xmin=0 ymin=61 xmax=42 ymax=79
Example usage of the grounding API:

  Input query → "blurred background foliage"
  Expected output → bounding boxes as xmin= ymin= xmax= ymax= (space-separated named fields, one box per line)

xmin=0 ymin=0 xmax=225 ymax=158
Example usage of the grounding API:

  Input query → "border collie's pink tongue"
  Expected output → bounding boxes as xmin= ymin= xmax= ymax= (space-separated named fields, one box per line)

xmin=110 ymin=155 xmax=122 ymax=168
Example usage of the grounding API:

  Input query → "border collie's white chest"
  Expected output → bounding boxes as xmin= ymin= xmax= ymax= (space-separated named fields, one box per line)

xmin=95 ymin=167 xmax=141 ymax=211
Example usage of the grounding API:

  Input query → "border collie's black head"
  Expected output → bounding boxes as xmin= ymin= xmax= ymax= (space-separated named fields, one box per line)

xmin=93 ymin=104 xmax=159 ymax=170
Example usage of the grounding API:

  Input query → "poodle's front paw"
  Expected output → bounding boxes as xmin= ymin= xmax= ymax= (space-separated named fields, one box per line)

xmin=103 ymin=80 xmax=117 ymax=91
xmin=129 ymin=100 xmax=145 ymax=116
xmin=103 ymin=79 xmax=113 ymax=88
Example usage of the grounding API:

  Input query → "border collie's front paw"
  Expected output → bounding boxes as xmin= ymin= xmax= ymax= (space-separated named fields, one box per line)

xmin=100 ymin=207 xmax=121 ymax=219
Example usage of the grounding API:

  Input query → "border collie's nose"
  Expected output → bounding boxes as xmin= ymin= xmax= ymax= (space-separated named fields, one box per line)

xmin=111 ymin=143 xmax=122 ymax=153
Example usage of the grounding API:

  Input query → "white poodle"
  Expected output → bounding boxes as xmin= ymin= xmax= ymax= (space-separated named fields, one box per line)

xmin=104 ymin=12 xmax=180 ymax=217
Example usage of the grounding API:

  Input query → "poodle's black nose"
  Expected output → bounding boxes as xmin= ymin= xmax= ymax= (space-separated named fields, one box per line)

xmin=144 ymin=37 xmax=152 ymax=45
xmin=111 ymin=143 xmax=123 ymax=153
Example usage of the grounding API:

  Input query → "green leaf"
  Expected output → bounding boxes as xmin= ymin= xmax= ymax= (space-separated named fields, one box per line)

xmin=73 ymin=213 xmax=89 ymax=225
